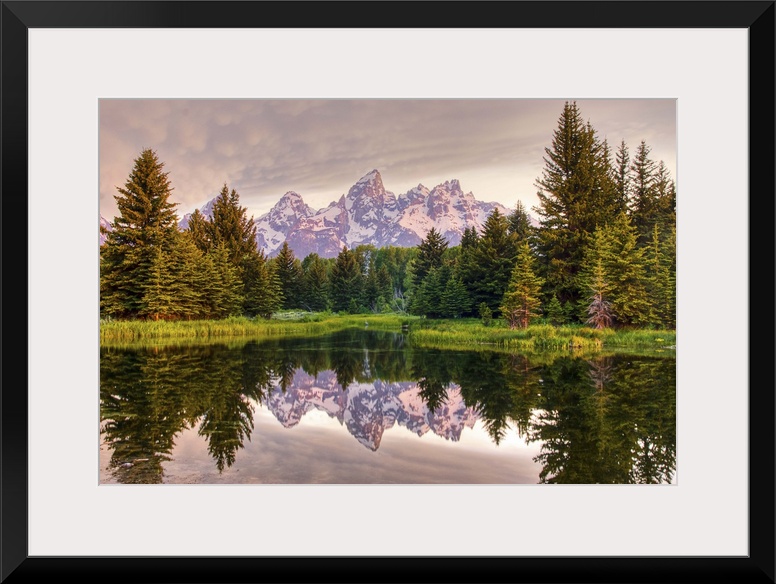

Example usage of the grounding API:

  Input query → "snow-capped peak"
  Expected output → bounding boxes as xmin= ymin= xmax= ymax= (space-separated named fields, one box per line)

xmin=151 ymin=168 xmax=523 ymax=259
xmin=357 ymin=169 xmax=381 ymax=184
xmin=279 ymin=190 xmax=303 ymax=202
xmin=347 ymin=169 xmax=386 ymax=201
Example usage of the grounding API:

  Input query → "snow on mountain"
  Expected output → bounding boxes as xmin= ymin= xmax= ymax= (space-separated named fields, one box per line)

xmin=99 ymin=215 xmax=113 ymax=245
xmin=178 ymin=197 xmax=218 ymax=230
xmin=265 ymin=368 xmax=479 ymax=451
xmin=266 ymin=170 xmax=514 ymax=258
xmin=253 ymin=191 xmax=316 ymax=256
xmin=394 ymin=178 xmax=509 ymax=247
xmin=284 ymin=195 xmax=349 ymax=259
xmin=171 ymin=169 xmax=532 ymax=258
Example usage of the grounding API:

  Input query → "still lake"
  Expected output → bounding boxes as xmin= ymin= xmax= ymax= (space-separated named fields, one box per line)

xmin=100 ymin=329 xmax=675 ymax=484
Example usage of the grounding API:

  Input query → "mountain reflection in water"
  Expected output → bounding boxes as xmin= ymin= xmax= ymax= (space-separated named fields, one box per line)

xmin=100 ymin=330 xmax=675 ymax=484
xmin=267 ymin=370 xmax=478 ymax=451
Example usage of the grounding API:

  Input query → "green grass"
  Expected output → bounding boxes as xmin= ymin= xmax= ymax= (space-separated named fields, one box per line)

xmin=100 ymin=313 xmax=414 ymax=344
xmin=100 ymin=312 xmax=675 ymax=353
xmin=406 ymin=318 xmax=675 ymax=353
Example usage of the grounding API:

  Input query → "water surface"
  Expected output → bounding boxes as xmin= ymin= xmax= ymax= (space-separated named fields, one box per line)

xmin=100 ymin=330 xmax=675 ymax=484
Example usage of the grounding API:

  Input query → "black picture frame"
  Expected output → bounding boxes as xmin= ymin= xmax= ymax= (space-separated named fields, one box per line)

xmin=2 ymin=2 xmax=773 ymax=582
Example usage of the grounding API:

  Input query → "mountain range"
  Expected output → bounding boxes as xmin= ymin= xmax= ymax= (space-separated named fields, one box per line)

xmin=103 ymin=169 xmax=532 ymax=258
xmin=266 ymin=368 xmax=479 ymax=451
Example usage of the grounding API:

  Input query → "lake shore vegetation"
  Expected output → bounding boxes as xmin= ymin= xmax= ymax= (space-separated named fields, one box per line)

xmin=101 ymin=311 xmax=675 ymax=355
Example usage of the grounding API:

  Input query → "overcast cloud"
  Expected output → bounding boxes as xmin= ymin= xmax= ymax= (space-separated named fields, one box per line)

xmin=100 ymin=99 xmax=676 ymax=222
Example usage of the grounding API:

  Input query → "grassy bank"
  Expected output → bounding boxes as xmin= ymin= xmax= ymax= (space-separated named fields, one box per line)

xmin=100 ymin=312 xmax=411 ymax=343
xmin=406 ymin=319 xmax=675 ymax=352
xmin=100 ymin=312 xmax=675 ymax=352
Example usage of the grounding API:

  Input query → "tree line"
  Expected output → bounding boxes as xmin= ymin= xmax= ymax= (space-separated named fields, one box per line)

xmin=100 ymin=101 xmax=675 ymax=329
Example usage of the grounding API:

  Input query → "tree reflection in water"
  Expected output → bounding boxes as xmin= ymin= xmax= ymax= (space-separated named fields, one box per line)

xmin=100 ymin=330 xmax=675 ymax=484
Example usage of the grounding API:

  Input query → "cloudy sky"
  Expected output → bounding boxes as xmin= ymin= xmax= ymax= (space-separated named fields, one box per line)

xmin=99 ymin=99 xmax=676 ymax=222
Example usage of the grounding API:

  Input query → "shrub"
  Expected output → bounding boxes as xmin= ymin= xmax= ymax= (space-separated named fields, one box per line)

xmin=479 ymin=303 xmax=493 ymax=327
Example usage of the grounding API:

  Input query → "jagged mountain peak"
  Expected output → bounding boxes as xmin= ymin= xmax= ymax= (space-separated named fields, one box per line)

xmin=434 ymin=178 xmax=462 ymax=191
xmin=280 ymin=190 xmax=303 ymax=201
xmin=347 ymin=169 xmax=387 ymax=201
xmin=271 ymin=191 xmax=313 ymax=215
xmin=356 ymin=169 xmax=382 ymax=184
xmin=164 ymin=169 xmax=526 ymax=258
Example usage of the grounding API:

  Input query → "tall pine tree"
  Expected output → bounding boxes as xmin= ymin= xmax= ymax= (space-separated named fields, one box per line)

xmin=101 ymin=148 xmax=180 ymax=319
xmin=468 ymin=208 xmax=517 ymax=314
xmin=413 ymin=228 xmax=448 ymax=288
xmin=301 ymin=253 xmax=330 ymax=312
xmin=533 ymin=102 xmax=620 ymax=317
xmin=500 ymin=241 xmax=544 ymax=329
xmin=646 ymin=223 xmax=676 ymax=329
xmin=330 ymin=247 xmax=364 ymax=313
xmin=629 ymin=140 xmax=658 ymax=244
xmin=614 ymin=139 xmax=631 ymax=214
xmin=579 ymin=214 xmax=652 ymax=327
xmin=273 ymin=241 xmax=304 ymax=309
xmin=242 ymin=249 xmax=283 ymax=318
xmin=507 ymin=200 xmax=534 ymax=244
xmin=203 ymin=183 xmax=258 ymax=267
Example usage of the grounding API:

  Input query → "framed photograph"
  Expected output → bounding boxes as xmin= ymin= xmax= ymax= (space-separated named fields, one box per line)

xmin=3 ymin=1 xmax=773 ymax=582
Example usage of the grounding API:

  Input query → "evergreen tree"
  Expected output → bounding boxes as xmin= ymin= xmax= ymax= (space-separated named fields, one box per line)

xmin=273 ymin=242 xmax=304 ymax=309
xmin=207 ymin=245 xmax=244 ymax=318
xmin=500 ymin=241 xmax=544 ymax=329
xmin=546 ymin=294 xmax=566 ymax=326
xmin=100 ymin=148 xmax=179 ymax=319
xmin=507 ymin=200 xmax=534 ymax=244
xmin=456 ymin=226 xmax=480 ymax=312
xmin=330 ymin=247 xmax=363 ymax=312
xmin=653 ymin=160 xmax=677 ymax=238
xmin=174 ymin=232 xmax=212 ymax=319
xmin=186 ymin=182 xmax=261 ymax=317
xmin=206 ymin=183 xmax=258 ymax=266
xmin=478 ymin=302 xmax=493 ymax=326
xmin=301 ymin=253 xmax=330 ymax=312
xmin=411 ymin=264 xmax=451 ymax=318
xmin=413 ymin=228 xmax=448 ymax=288
xmin=186 ymin=208 xmax=211 ymax=253
xmin=468 ymin=208 xmax=517 ymax=313
xmin=591 ymin=138 xmax=622 ymax=226
xmin=363 ymin=253 xmax=381 ymax=311
xmin=460 ymin=226 xmax=479 ymax=251
xmin=409 ymin=271 xmax=434 ymax=317
xmin=532 ymin=102 xmax=620 ymax=315
xmin=629 ymin=140 xmax=658 ymax=243
xmin=664 ymin=224 xmax=677 ymax=329
xmin=606 ymin=214 xmax=652 ymax=326
xmin=614 ymin=139 xmax=631 ymax=213
xmin=440 ymin=275 xmax=472 ymax=318
xmin=585 ymin=258 xmax=614 ymax=329
xmin=577 ymin=227 xmax=611 ymax=308
xmin=647 ymin=223 xmax=676 ymax=329
xmin=140 ymin=243 xmax=178 ymax=321
xmin=376 ymin=265 xmax=393 ymax=310
xmin=374 ymin=246 xmax=415 ymax=299
xmin=580 ymin=215 xmax=652 ymax=328
xmin=242 ymin=250 xmax=283 ymax=318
